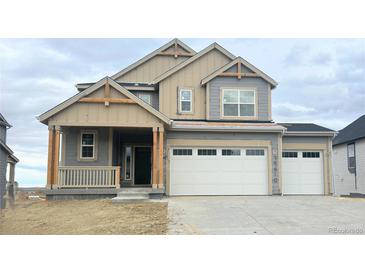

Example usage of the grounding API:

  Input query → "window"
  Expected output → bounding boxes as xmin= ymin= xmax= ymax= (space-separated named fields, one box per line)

xmin=246 ymin=149 xmax=265 ymax=156
xmin=125 ymin=146 xmax=132 ymax=180
xmin=302 ymin=152 xmax=320 ymax=158
xmin=173 ymin=149 xmax=192 ymax=156
xmin=282 ymin=151 xmax=298 ymax=158
xmin=222 ymin=149 xmax=241 ymax=156
xmin=347 ymin=143 xmax=356 ymax=173
xmin=222 ymin=89 xmax=255 ymax=117
xmin=138 ymin=94 xmax=151 ymax=105
xmin=179 ymin=89 xmax=193 ymax=113
xmin=80 ymin=131 xmax=96 ymax=159
xmin=197 ymin=149 xmax=217 ymax=156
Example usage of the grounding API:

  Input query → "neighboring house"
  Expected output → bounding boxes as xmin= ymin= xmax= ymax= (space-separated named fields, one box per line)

xmin=37 ymin=39 xmax=335 ymax=198
xmin=333 ymin=115 xmax=365 ymax=196
xmin=0 ymin=113 xmax=19 ymax=208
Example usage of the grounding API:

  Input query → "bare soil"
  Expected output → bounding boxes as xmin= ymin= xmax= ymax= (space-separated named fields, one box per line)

xmin=0 ymin=196 xmax=168 ymax=235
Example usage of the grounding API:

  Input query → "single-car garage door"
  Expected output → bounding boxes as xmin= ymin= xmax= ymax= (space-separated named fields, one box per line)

xmin=282 ymin=151 xmax=324 ymax=195
xmin=169 ymin=147 xmax=268 ymax=196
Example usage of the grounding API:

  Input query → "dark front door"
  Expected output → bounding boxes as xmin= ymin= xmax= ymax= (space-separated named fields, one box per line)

xmin=134 ymin=147 xmax=152 ymax=185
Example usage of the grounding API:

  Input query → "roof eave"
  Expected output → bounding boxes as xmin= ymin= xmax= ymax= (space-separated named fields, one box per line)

xmin=284 ymin=131 xmax=337 ymax=137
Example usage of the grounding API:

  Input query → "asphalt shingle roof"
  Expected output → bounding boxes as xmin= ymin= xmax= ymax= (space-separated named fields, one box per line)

xmin=278 ymin=123 xmax=335 ymax=132
xmin=333 ymin=115 xmax=365 ymax=146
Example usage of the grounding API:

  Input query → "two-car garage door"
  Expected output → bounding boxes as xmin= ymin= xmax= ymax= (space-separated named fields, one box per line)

xmin=169 ymin=147 xmax=268 ymax=196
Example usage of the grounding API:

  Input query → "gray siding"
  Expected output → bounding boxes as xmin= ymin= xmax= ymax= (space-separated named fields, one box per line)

xmin=282 ymin=136 xmax=329 ymax=144
xmin=0 ymin=147 xmax=7 ymax=208
xmin=166 ymin=131 xmax=280 ymax=194
xmin=0 ymin=125 xmax=6 ymax=142
xmin=64 ymin=127 xmax=110 ymax=166
xmin=130 ymin=90 xmax=159 ymax=110
xmin=209 ymin=77 xmax=270 ymax=121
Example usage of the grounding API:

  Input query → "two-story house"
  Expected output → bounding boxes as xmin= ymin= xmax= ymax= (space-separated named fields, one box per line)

xmin=0 ymin=113 xmax=18 ymax=208
xmin=38 ymin=39 xmax=335 ymax=199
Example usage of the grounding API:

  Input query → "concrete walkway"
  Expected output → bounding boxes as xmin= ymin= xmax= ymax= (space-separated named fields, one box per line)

xmin=167 ymin=196 xmax=365 ymax=235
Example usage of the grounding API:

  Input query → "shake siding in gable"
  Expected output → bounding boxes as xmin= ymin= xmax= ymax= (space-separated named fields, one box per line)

xmin=115 ymin=55 xmax=189 ymax=83
xmin=209 ymin=77 xmax=270 ymax=121
xmin=158 ymin=49 xmax=232 ymax=120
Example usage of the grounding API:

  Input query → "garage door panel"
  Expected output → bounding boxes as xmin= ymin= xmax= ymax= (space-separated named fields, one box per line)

xmin=170 ymin=147 xmax=268 ymax=196
xmin=282 ymin=150 xmax=324 ymax=195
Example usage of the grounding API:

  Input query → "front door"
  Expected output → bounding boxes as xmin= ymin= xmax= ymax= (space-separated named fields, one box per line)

xmin=134 ymin=147 xmax=152 ymax=185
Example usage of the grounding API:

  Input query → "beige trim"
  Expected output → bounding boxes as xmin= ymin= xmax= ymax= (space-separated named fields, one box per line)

xmin=151 ymin=43 xmax=236 ymax=84
xmin=61 ymin=128 xmax=66 ymax=166
xmin=177 ymin=87 xmax=194 ymax=115
xmin=53 ymin=128 xmax=60 ymax=188
xmin=49 ymin=121 xmax=164 ymax=127
xmin=268 ymin=84 xmax=272 ymax=120
xmin=46 ymin=127 xmax=54 ymax=188
xmin=283 ymin=131 xmax=336 ymax=137
xmin=206 ymin=82 xmax=210 ymax=120
xmin=201 ymin=57 xmax=278 ymax=87
xmin=108 ymin=128 xmax=113 ymax=166
xmin=78 ymin=130 xmax=98 ymax=162
xmin=111 ymin=39 xmax=196 ymax=80
xmin=277 ymin=134 xmax=283 ymax=194
xmin=282 ymin=142 xmax=331 ymax=195
xmin=158 ymin=128 xmax=164 ymax=188
xmin=165 ymin=139 xmax=273 ymax=196
xmin=220 ymin=87 xmax=258 ymax=120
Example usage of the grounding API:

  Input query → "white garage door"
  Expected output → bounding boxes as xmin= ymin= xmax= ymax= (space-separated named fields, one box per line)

xmin=169 ymin=147 xmax=268 ymax=196
xmin=282 ymin=151 xmax=324 ymax=195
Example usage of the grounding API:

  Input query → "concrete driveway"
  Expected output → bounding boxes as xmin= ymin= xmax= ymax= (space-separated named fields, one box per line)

xmin=167 ymin=196 xmax=365 ymax=234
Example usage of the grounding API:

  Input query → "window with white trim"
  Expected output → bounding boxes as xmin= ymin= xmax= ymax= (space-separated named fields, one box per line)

xmin=222 ymin=89 xmax=255 ymax=117
xmin=173 ymin=149 xmax=193 ymax=156
xmin=222 ymin=149 xmax=241 ymax=156
xmin=138 ymin=94 xmax=151 ymax=105
xmin=80 ymin=131 xmax=96 ymax=159
xmin=347 ymin=143 xmax=356 ymax=173
xmin=197 ymin=149 xmax=217 ymax=156
xmin=246 ymin=149 xmax=265 ymax=156
xmin=179 ymin=89 xmax=192 ymax=113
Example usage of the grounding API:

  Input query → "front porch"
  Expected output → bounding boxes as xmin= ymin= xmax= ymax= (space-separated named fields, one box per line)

xmin=46 ymin=126 xmax=165 ymax=192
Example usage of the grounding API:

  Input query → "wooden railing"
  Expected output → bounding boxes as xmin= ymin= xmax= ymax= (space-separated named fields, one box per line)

xmin=57 ymin=166 xmax=120 ymax=188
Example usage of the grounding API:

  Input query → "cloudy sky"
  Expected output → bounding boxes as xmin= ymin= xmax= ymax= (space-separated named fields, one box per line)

xmin=0 ymin=38 xmax=364 ymax=187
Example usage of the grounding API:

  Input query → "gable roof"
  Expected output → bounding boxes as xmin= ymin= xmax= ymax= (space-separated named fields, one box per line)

xmin=110 ymin=39 xmax=196 ymax=80
xmin=150 ymin=43 xmax=236 ymax=84
xmin=333 ymin=115 xmax=365 ymax=146
xmin=201 ymin=57 xmax=278 ymax=88
xmin=0 ymin=113 xmax=11 ymax=128
xmin=279 ymin=123 xmax=336 ymax=136
xmin=37 ymin=77 xmax=171 ymax=125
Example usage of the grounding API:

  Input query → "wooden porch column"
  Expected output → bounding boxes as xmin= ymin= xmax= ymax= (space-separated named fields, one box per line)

xmin=52 ymin=126 xmax=61 ymax=189
xmin=46 ymin=126 xmax=55 ymax=189
xmin=158 ymin=127 xmax=164 ymax=189
xmin=152 ymin=127 xmax=158 ymax=188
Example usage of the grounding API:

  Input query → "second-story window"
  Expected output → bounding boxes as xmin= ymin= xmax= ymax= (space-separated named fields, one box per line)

xmin=179 ymin=89 xmax=193 ymax=113
xmin=138 ymin=94 xmax=152 ymax=105
xmin=222 ymin=89 xmax=256 ymax=118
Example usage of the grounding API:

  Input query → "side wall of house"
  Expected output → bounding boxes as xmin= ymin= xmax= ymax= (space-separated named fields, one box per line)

xmin=130 ymin=90 xmax=159 ymax=110
xmin=0 ymin=148 xmax=8 ymax=208
xmin=159 ymin=49 xmax=232 ymax=120
xmin=333 ymin=139 xmax=365 ymax=195
xmin=282 ymin=136 xmax=333 ymax=194
xmin=164 ymin=131 xmax=280 ymax=195
xmin=63 ymin=127 xmax=111 ymax=166
xmin=0 ymin=125 xmax=6 ymax=142
xmin=208 ymin=77 xmax=271 ymax=121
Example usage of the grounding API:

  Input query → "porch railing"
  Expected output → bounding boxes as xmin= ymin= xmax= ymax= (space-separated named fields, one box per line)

xmin=57 ymin=166 xmax=120 ymax=188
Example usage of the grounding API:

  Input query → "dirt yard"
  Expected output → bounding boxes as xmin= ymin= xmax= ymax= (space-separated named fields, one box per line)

xmin=0 ymin=196 xmax=168 ymax=235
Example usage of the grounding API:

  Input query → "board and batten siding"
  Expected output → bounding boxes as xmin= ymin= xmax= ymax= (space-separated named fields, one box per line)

xmin=0 ymin=125 xmax=6 ymax=142
xmin=208 ymin=77 xmax=271 ymax=121
xmin=47 ymin=86 xmax=164 ymax=128
xmin=115 ymin=55 xmax=189 ymax=83
xmin=63 ymin=127 xmax=110 ymax=166
xmin=165 ymin=131 xmax=281 ymax=194
xmin=0 ymin=147 xmax=8 ymax=208
xmin=333 ymin=139 xmax=365 ymax=195
xmin=159 ymin=49 xmax=232 ymax=120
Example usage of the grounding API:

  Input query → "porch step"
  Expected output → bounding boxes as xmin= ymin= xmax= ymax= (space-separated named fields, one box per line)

xmin=112 ymin=188 xmax=152 ymax=203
